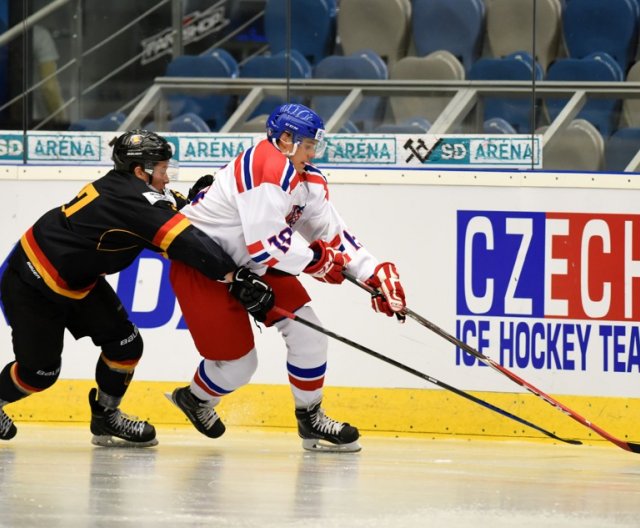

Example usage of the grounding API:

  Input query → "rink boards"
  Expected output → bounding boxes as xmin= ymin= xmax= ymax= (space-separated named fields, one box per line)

xmin=0 ymin=163 xmax=639 ymax=442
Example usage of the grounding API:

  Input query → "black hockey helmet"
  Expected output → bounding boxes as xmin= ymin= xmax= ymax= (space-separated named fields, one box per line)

xmin=110 ymin=129 xmax=172 ymax=173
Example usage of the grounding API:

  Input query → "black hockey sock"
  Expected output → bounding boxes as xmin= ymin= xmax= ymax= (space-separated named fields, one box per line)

xmin=95 ymin=356 xmax=133 ymax=399
xmin=0 ymin=362 xmax=29 ymax=403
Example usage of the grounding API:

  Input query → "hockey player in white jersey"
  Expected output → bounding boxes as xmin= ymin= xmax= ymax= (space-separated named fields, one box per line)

xmin=167 ymin=103 xmax=406 ymax=452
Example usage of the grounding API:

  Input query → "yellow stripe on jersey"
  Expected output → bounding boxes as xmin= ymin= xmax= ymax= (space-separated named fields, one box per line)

xmin=152 ymin=215 xmax=191 ymax=251
xmin=20 ymin=229 xmax=94 ymax=300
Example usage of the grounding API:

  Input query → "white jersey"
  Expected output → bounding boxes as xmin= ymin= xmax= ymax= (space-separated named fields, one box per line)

xmin=181 ymin=139 xmax=378 ymax=279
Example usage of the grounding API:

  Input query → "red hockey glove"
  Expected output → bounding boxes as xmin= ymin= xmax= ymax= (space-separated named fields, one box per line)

xmin=304 ymin=240 xmax=347 ymax=284
xmin=365 ymin=262 xmax=406 ymax=322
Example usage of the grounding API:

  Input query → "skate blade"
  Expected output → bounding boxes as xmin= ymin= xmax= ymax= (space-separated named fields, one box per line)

xmin=91 ymin=435 xmax=159 ymax=448
xmin=164 ymin=391 xmax=178 ymax=407
xmin=301 ymin=438 xmax=362 ymax=453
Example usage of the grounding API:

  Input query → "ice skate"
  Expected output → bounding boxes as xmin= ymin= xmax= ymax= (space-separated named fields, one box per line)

xmin=0 ymin=401 xmax=16 ymax=441
xmin=165 ymin=386 xmax=225 ymax=438
xmin=89 ymin=388 xmax=158 ymax=447
xmin=295 ymin=402 xmax=361 ymax=452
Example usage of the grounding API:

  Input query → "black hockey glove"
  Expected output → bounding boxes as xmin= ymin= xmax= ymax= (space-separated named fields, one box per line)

xmin=228 ymin=267 xmax=275 ymax=322
xmin=187 ymin=174 xmax=214 ymax=201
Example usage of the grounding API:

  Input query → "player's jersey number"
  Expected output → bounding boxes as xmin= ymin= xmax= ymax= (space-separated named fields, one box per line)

xmin=62 ymin=183 xmax=99 ymax=218
xmin=268 ymin=227 xmax=293 ymax=254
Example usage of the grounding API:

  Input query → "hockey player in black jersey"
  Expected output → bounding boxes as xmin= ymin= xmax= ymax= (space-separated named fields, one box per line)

xmin=0 ymin=130 xmax=273 ymax=447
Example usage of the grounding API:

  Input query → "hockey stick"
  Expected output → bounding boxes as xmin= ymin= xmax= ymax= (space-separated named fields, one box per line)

xmin=343 ymin=273 xmax=640 ymax=454
xmin=272 ymin=306 xmax=580 ymax=445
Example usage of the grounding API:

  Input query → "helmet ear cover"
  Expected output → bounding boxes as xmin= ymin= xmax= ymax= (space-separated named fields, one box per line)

xmin=110 ymin=130 xmax=172 ymax=174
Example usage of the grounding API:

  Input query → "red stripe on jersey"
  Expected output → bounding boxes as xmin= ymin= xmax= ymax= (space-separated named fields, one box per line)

xmin=234 ymin=153 xmax=244 ymax=193
xmin=328 ymin=234 xmax=341 ymax=248
xmin=152 ymin=213 xmax=190 ymax=250
xmin=289 ymin=173 xmax=302 ymax=192
xmin=249 ymin=141 xmax=272 ymax=187
xmin=303 ymin=173 xmax=329 ymax=200
xmin=247 ymin=240 xmax=264 ymax=254
xmin=288 ymin=374 xmax=325 ymax=391
xmin=21 ymin=228 xmax=95 ymax=299
xmin=265 ymin=257 xmax=279 ymax=267
xmin=236 ymin=140 xmax=292 ymax=194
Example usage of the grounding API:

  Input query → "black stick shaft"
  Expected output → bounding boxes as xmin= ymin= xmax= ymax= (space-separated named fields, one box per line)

xmin=272 ymin=306 xmax=580 ymax=445
xmin=344 ymin=273 xmax=640 ymax=454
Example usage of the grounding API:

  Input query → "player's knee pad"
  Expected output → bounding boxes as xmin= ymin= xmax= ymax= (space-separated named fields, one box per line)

xmin=10 ymin=360 xmax=61 ymax=394
xmin=100 ymin=323 xmax=143 ymax=372
xmin=225 ymin=348 xmax=259 ymax=386
xmin=198 ymin=348 xmax=258 ymax=395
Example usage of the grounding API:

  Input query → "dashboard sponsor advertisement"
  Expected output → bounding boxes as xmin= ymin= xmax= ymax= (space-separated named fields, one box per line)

xmin=0 ymin=132 xmax=541 ymax=170
xmin=0 ymin=156 xmax=635 ymax=396
xmin=456 ymin=210 xmax=640 ymax=391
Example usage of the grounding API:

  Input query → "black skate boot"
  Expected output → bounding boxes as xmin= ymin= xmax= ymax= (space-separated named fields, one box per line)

xmin=295 ymin=401 xmax=361 ymax=452
xmin=88 ymin=388 xmax=157 ymax=447
xmin=0 ymin=401 xmax=16 ymax=441
xmin=166 ymin=386 xmax=225 ymax=439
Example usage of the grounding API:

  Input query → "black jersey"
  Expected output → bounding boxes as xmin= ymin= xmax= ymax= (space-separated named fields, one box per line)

xmin=10 ymin=169 xmax=236 ymax=299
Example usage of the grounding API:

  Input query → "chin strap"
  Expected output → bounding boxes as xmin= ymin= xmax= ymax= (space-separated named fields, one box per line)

xmin=143 ymin=160 xmax=155 ymax=184
xmin=272 ymin=137 xmax=299 ymax=157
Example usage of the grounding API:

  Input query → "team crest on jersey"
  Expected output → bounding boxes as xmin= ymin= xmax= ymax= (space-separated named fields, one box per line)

xmin=286 ymin=205 xmax=305 ymax=226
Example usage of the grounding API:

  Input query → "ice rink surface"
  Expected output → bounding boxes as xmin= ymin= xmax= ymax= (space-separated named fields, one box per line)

xmin=0 ymin=425 xmax=639 ymax=528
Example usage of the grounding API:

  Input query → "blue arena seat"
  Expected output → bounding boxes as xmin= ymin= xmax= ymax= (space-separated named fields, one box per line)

xmin=68 ymin=111 xmax=125 ymax=131
xmin=469 ymin=51 xmax=543 ymax=133
xmin=312 ymin=49 xmax=388 ymax=132
xmin=227 ymin=0 xmax=268 ymax=45
xmin=200 ymin=48 xmax=240 ymax=77
xmin=483 ymin=117 xmax=517 ymax=134
xmin=375 ymin=117 xmax=432 ymax=134
xmin=412 ymin=0 xmax=486 ymax=74
xmin=264 ymin=0 xmax=336 ymax=64
xmin=359 ymin=48 xmax=388 ymax=79
xmin=563 ymin=0 xmax=639 ymax=72
xmin=546 ymin=52 xmax=624 ymax=137
xmin=164 ymin=51 xmax=239 ymax=131
xmin=627 ymin=0 xmax=640 ymax=18
xmin=604 ymin=127 xmax=640 ymax=171
xmin=239 ymin=49 xmax=312 ymax=117
xmin=241 ymin=50 xmax=312 ymax=80
xmin=146 ymin=112 xmax=211 ymax=133
xmin=339 ymin=120 xmax=360 ymax=133
xmin=167 ymin=113 xmax=211 ymax=133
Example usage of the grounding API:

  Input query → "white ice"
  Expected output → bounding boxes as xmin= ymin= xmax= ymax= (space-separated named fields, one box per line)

xmin=0 ymin=425 xmax=639 ymax=528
